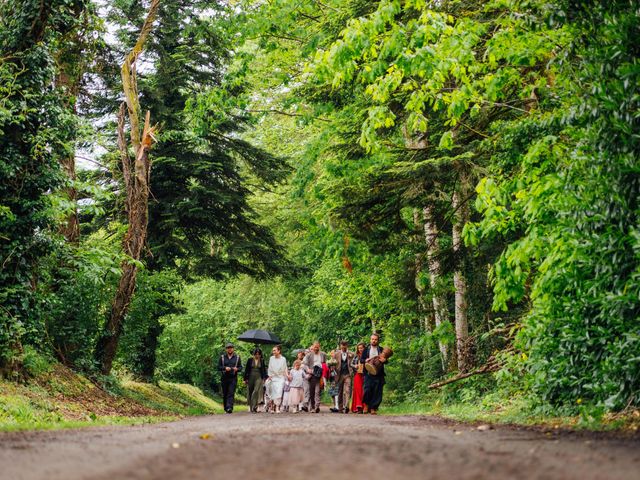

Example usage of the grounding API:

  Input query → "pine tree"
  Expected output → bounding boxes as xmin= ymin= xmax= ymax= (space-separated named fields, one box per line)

xmin=93 ymin=0 xmax=289 ymax=376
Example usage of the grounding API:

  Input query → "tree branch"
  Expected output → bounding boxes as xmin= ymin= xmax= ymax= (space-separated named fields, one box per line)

xmin=121 ymin=0 xmax=160 ymax=154
xmin=428 ymin=346 xmax=514 ymax=389
xmin=248 ymin=108 xmax=331 ymax=122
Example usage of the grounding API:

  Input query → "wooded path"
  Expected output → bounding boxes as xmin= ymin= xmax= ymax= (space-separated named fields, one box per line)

xmin=1 ymin=414 xmax=638 ymax=480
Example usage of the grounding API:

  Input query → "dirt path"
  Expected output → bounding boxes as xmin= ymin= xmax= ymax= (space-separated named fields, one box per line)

xmin=1 ymin=412 xmax=639 ymax=480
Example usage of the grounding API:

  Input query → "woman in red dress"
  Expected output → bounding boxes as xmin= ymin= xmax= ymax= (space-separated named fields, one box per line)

xmin=351 ymin=342 xmax=366 ymax=413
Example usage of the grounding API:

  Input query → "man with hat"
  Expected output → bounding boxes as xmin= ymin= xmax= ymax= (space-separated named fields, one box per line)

xmin=218 ymin=342 xmax=243 ymax=413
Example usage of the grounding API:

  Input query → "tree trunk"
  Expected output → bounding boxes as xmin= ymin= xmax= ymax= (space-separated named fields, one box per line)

xmin=413 ymin=209 xmax=434 ymax=333
xmin=60 ymin=154 xmax=80 ymax=243
xmin=422 ymin=204 xmax=450 ymax=369
xmin=452 ymin=169 xmax=472 ymax=373
xmin=54 ymin=6 xmax=94 ymax=244
xmin=55 ymin=54 xmax=81 ymax=243
xmin=138 ymin=321 xmax=163 ymax=380
xmin=95 ymin=0 xmax=159 ymax=375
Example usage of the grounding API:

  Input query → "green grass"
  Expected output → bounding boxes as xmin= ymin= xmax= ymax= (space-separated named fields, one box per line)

xmin=0 ymin=404 xmax=174 ymax=432
xmin=385 ymin=394 xmax=534 ymax=422
xmin=384 ymin=390 xmax=640 ymax=432
xmin=121 ymin=380 xmax=224 ymax=415
xmin=0 ymin=390 xmax=176 ymax=432
xmin=0 ymin=363 xmax=224 ymax=432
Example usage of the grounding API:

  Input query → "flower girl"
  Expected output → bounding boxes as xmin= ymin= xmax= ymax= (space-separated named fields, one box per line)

xmin=286 ymin=360 xmax=306 ymax=413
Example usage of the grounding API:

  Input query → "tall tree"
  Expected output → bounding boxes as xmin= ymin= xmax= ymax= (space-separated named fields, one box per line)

xmin=421 ymin=205 xmax=451 ymax=368
xmin=90 ymin=0 xmax=291 ymax=377
xmin=0 ymin=0 xmax=87 ymax=374
xmin=452 ymin=165 xmax=471 ymax=372
xmin=141 ymin=1 xmax=289 ymax=280
xmin=53 ymin=4 xmax=104 ymax=244
xmin=309 ymin=0 xmax=561 ymax=374
xmin=95 ymin=0 xmax=160 ymax=375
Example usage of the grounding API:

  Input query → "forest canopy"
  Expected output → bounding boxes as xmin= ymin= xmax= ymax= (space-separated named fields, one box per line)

xmin=0 ymin=0 xmax=638 ymax=414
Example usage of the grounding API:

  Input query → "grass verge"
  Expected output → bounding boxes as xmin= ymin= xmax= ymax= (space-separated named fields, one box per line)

xmin=384 ymin=388 xmax=640 ymax=433
xmin=0 ymin=362 xmax=223 ymax=432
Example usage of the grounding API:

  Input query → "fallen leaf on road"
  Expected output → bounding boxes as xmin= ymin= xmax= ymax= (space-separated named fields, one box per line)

xmin=171 ymin=443 xmax=180 ymax=448
xmin=477 ymin=425 xmax=492 ymax=432
xmin=199 ymin=433 xmax=213 ymax=440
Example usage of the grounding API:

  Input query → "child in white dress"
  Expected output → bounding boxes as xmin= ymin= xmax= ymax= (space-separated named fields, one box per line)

xmin=287 ymin=360 xmax=306 ymax=413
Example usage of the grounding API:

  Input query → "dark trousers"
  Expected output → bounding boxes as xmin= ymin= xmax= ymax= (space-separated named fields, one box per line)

xmin=363 ymin=374 xmax=384 ymax=410
xmin=308 ymin=376 xmax=322 ymax=410
xmin=221 ymin=375 xmax=237 ymax=412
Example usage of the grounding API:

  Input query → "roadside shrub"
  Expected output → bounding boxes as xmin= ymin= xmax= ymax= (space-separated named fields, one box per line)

xmin=22 ymin=347 xmax=53 ymax=378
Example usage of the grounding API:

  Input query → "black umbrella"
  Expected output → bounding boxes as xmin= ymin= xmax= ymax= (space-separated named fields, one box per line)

xmin=237 ymin=329 xmax=282 ymax=345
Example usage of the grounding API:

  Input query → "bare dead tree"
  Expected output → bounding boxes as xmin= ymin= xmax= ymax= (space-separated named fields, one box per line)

xmin=95 ymin=0 xmax=160 ymax=375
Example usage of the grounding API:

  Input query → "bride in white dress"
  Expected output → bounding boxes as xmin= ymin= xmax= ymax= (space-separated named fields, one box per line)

xmin=267 ymin=345 xmax=288 ymax=413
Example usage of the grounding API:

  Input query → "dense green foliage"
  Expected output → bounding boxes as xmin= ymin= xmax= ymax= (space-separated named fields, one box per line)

xmin=1 ymin=0 xmax=638 ymax=415
xmin=0 ymin=0 xmax=88 ymax=371
xmin=467 ymin=0 xmax=640 ymax=409
xmin=121 ymin=0 xmax=290 ymax=278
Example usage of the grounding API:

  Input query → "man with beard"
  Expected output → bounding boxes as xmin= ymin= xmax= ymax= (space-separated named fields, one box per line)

xmin=218 ymin=342 xmax=242 ymax=413
xmin=361 ymin=332 xmax=387 ymax=415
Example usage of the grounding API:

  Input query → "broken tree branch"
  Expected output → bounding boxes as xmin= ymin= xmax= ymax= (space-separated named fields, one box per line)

xmin=121 ymin=0 xmax=160 ymax=153
xmin=428 ymin=346 xmax=514 ymax=390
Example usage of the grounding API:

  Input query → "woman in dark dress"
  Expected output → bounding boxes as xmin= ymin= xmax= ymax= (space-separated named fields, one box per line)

xmin=350 ymin=342 xmax=366 ymax=413
xmin=243 ymin=348 xmax=268 ymax=412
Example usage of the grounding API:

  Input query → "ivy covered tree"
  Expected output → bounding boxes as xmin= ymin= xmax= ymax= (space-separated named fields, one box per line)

xmin=0 ymin=0 xmax=88 ymax=375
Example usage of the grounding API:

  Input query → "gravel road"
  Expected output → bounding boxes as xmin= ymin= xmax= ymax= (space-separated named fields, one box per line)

xmin=1 ymin=412 xmax=639 ymax=480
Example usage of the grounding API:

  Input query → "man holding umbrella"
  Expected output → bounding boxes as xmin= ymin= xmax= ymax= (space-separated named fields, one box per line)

xmin=218 ymin=342 xmax=242 ymax=414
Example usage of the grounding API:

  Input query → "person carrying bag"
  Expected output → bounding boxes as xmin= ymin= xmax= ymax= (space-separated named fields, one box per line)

xmin=302 ymin=341 xmax=326 ymax=413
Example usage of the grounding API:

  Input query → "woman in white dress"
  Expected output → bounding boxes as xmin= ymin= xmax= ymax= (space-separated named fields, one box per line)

xmin=267 ymin=345 xmax=288 ymax=413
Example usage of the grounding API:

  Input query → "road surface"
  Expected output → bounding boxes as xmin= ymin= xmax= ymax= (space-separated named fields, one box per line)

xmin=1 ymin=413 xmax=638 ymax=480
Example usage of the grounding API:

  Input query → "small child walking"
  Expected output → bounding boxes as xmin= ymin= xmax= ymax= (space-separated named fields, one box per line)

xmin=287 ymin=360 xmax=306 ymax=413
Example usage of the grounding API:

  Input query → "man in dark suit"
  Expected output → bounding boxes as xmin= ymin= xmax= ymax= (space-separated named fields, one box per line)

xmin=218 ymin=342 xmax=242 ymax=413
xmin=361 ymin=332 xmax=387 ymax=415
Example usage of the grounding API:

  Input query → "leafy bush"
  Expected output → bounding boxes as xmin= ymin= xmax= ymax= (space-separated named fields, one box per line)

xmin=467 ymin=1 xmax=640 ymax=411
xmin=39 ymin=228 xmax=123 ymax=371
xmin=22 ymin=347 xmax=53 ymax=378
xmin=115 ymin=269 xmax=184 ymax=379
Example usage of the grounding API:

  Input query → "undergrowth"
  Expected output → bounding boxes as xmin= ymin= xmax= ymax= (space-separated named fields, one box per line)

xmin=384 ymin=374 xmax=640 ymax=432
xmin=0 ymin=356 xmax=224 ymax=431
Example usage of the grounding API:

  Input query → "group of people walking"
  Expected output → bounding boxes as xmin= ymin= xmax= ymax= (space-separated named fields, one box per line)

xmin=218 ymin=333 xmax=390 ymax=415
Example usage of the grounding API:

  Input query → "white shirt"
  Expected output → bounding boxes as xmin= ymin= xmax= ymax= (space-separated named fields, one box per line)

xmin=368 ymin=346 xmax=380 ymax=360
xmin=268 ymin=355 xmax=287 ymax=378
xmin=313 ymin=353 xmax=322 ymax=367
